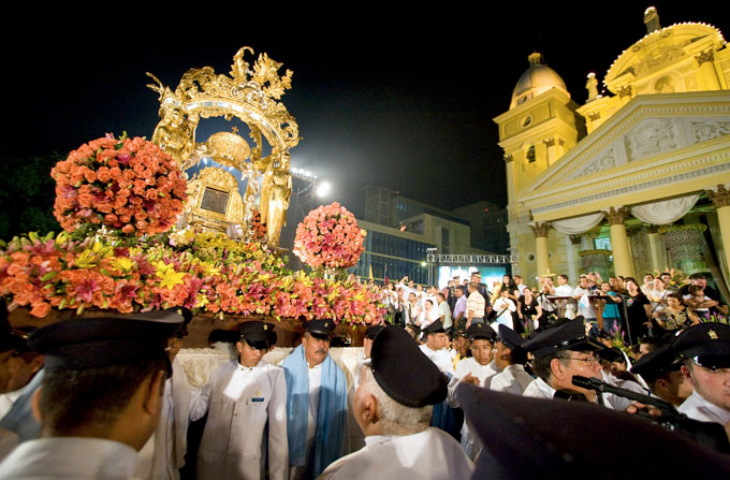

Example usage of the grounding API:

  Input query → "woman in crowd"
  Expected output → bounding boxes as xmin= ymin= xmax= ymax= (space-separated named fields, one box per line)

xmin=598 ymin=281 xmax=623 ymax=335
xmin=648 ymin=277 xmax=670 ymax=310
xmin=623 ymin=277 xmax=652 ymax=345
xmin=653 ymin=292 xmax=700 ymax=334
xmin=517 ymin=288 xmax=542 ymax=335
xmin=491 ymin=289 xmax=517 ymax=330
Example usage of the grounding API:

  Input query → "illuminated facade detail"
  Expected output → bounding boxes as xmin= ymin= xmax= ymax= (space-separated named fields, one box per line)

xmin=495 ymin=9 xmax=730 ymax=282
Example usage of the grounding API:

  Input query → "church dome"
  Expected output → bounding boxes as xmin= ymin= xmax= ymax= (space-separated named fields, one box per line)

xmin=510 ymin=53 xmax=570 ymax=110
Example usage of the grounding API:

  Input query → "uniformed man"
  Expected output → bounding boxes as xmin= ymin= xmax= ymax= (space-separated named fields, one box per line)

xmin=521 ymin=318 xmax=607 ymax=403
xmin=454 ymin=323 xmax=499 ymax=386
xmin=282 ymin=319 xmax=348 ymax=479
xmin=137 ymin=308 xmax=193 ymax=480
xmin=674 ymin=322 xmax=730 ymax=426
xmin=0 ymin=303 xmax=43 ymax=445
xmin=488 ymin=324 xmax=533 ymax=395
xmin=190 ymin=321 xmax=287 ymax=480
xmin=319 ymin=326 xmax=474 ymax=479
xmin=0 ymin=310 xmax=184 ymax=479
xmin=630 ymin=344 xmax=692 ymax=407
xmin=348 ymin=325 xmax=385 ymax=453
xmin=419 ymin=320 xmax=454 ymax=374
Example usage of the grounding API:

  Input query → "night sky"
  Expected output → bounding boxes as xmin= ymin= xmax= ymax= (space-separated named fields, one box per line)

xmin=4 ymin=3 xmax=726 ymax=218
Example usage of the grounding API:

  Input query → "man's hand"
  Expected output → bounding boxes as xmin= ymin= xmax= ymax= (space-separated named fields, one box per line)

xmin=462 ymin=373 xmax=481 ymax=386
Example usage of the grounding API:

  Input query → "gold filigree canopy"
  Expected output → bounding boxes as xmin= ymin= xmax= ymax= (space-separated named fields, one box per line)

xmin=148 ymin=47 xmax=299 ymax=246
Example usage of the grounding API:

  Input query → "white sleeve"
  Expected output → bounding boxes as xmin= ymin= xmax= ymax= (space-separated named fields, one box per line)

xmin=188 ymin=377 xmax=212 ymax=422
xmin=267 ymin=369 xmax=289 ymax=480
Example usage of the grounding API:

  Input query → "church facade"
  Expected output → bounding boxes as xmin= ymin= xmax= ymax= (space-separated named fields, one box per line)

xmin=494 ymin=7 xmax=730 ymax=289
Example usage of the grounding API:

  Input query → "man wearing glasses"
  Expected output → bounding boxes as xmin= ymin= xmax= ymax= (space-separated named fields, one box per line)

xmin=675 ymin=323 xmax=730 ymax=426
xmin=521 ymin=317 xmax=608 ymax=404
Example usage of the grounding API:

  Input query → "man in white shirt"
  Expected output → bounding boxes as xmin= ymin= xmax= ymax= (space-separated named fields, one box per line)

xmin=521 ymin=318 xmax=608 ymax=405
xmin=320 ymin=326 xmax=473 ymax=479
xmin=437 ymin=293 xmax=453 ymax=332
xmin=489 ymin=325 xmax=534 ymax=395
xmin=674 ymin=323 xmax=730 ymax=426
xmin=419 ymin=320 xmax=453 ymax=375
xmin=282 ymin=320 xmax=348 ymax=479
xmin=0 ymin=310 xmax=185 ymax=480
xmin=190 ymin=321 xmax=287 ymax=480
xmin=455 ymin=324 xmax=499 ymax=385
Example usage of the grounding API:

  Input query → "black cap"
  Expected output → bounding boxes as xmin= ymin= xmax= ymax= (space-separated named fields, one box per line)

xmin=497 ymin=324 xmax=524 ymax=350
xmin=167 ymin=307 xmax=193 ymax=338
xmin=596 ymin=347 xmax=625 ymax=363
xmin=369 ymin=326 xmax=448 ymax=407
xmin=365 ymin=325 xmax=385 ymax=340
xmin=422 ymin=320 xmax=446 ymax=336
xmin=208 ymin=329 xmax=241 ymax=344
xmin=456 ymin=381 xmax=730 ymax=479
xmin=0 ymin=300 xmax=32 ymax=354
xmin=452 ymin=329 xmax=468 ymax=339
xmin=238 ymin=321 xmax=275 ymax=350
xmin=673 ymin=323 xmax=730 ymax=369
xmin=521 ymin=318 xmax=602 ymax=358
xmin=630 ymin=345 xmax=682 ymax=378
xmin=27 ymin=310 xmax=184 ymax=372
xmin=467 ymin=323 xmax=497 ymax=341
xmin=305 ymin=319 xmax=336 ymax=338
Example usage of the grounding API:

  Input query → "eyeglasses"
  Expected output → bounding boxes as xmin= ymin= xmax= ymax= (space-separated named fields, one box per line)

xmin=563 ymin=355 xmax=598 ymax=366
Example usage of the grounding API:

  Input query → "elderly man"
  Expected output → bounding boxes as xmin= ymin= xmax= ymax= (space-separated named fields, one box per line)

xmin=0 ymin=310 xmax=184 ymax=479
xmin=320 ymin=326 xmax=473 ymax=479
xmin=282 ymin=319 xmax=348 ymax=479
xmin=521 ymin=318 xmax=607 ymax=404
xmin=190 ymin=321 xmax=287 ymax=480
xmin=674 ymin=323 xmax=730 ymax=426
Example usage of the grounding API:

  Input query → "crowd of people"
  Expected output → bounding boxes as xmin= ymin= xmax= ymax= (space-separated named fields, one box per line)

xmin=0 ymin=269 xmax=729 ymax=479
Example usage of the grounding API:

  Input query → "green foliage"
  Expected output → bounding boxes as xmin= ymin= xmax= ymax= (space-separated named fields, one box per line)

xmin=0 ymin=152 xmax=62 ymax=240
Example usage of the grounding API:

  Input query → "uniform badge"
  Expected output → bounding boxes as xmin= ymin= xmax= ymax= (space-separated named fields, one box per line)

xmin=709 ymin=330 xmax=718 ymax=340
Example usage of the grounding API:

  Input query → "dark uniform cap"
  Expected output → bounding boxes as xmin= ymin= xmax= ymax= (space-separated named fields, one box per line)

xmin=238 ymin=321 xmax=275 ymax=350
xmin=27 ymin=309 xmax=184 ymax=372
xmin=467 ymin=323 xmax=497 ymax=341
xmin=630 ymin=345 xmax=682 ymax=377
xmin=521 ymin=318 xmax=602 ymax=358
xmin=456 ymin=381 xmax=730 ymax=479
xmin=497 ymin=324 xmax=524 ymax=350
xmin=596 ymin=347 xmax=625 ymax=363
xmin=421 ymin=320 xmax=446 ymax=336
xmin=365 ymin=325 xmax=385 ymax=340
xmin=0 ymin=300 xmax=32 ymax=353
xmin=452 ymin=329 xmax=468 ymax=339
xmin=208 ymin=329 xmax=242 ymax=344
xmin=167 ymin=306 xmax=193 ymax=338
xmin=305 ymin=319 xmax=336 ymax=338
xmin=370 ymin=326 xmax=448 ymax=408
xmin=673 ymin=323 xmax=730 ymax=369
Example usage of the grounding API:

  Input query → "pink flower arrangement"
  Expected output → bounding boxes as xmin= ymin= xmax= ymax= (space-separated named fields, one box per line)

xmin=51 ymin=133 xmax=187 ymax=236
xmin=293 ymin=202 xmax=365 ymax=270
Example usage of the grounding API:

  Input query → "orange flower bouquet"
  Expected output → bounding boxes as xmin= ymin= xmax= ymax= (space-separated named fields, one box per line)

xmin=51 ymin=133 xmax=187 ymax=237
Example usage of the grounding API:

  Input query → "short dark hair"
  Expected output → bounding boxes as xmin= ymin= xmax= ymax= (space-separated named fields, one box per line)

xmin=531 ymin=352 xmax=568 ymax=381
xmin=40 ymin=359 xmax=167 ymax=435
xmin=689 ymin=273 xmax=705 ymax=280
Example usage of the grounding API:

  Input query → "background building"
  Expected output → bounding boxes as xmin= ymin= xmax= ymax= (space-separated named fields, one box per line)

xmin=495 ymin=7 xmax=730 ymax=298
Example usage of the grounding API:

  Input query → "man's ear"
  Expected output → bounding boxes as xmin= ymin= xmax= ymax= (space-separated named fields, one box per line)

xmin=680 ymin=365 xmax=694 ymax=385
xmin=360 ymin=393 xmax=379 ymax=426
xmin=142 ymin=370 xmax=166 ymax=416
xmin=550 ymin=358 xmax=566 ymax=380
xmin=31 ymin=387 xmax=43 ymax=423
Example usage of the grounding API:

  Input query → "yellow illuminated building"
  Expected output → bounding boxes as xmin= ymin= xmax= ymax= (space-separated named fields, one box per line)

xmin=494 ymin=7 xmax=730 ymax=287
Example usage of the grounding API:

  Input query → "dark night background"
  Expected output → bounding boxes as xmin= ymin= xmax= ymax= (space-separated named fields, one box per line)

xmin=1 ymin=3 xmax=726 ymax=238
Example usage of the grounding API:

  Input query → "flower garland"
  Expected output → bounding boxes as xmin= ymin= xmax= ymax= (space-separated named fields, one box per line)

xmin=51 ymin=133 xmax=187 ymax=236
xmin=293 ymin=202 xmax=365 ymax=270
xmin=0 ymin=230 xmax=384 ymax=325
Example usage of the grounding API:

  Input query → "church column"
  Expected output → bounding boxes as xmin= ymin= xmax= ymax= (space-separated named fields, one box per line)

xmin=604 ymin=207 xmax=635 ymax=278
xmin=645 ymin=225 xmax=666 ymax=274
xmin=696 ymin=49 xmax=721 ymax=90
xmin=567 ymin=234 xmax=582 ymax=284
xmin=531 ymin=222 xmax=552 ymax=277
xmin=706 ymin=185 xmax=730 ymax=274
